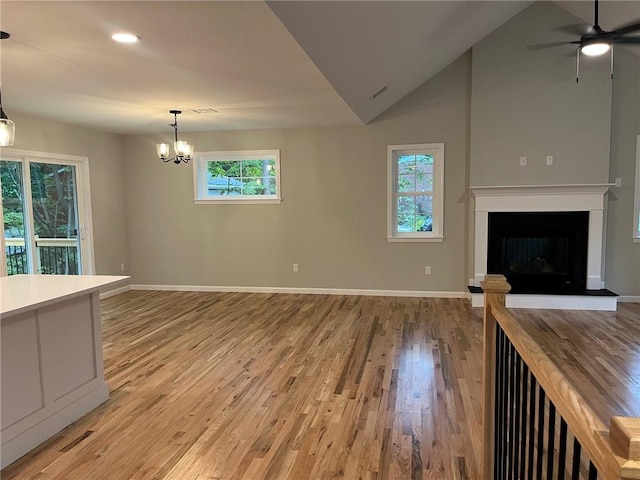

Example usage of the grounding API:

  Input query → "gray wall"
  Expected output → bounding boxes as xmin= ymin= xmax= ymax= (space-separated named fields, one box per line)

xmin=468 ymin=1 xmax=639 ymax=297
xmin=122 ymin=54 xmax=471 ymax=292
xmin=5 ymin=1 xmax=637 ymax=297
xmin=605 ymin=49 xmax=640 ymax=296
xmin=6 ymin=111 xmax=130 ymax=276
xmin=470 ymin=1 xmax=612 ymax=186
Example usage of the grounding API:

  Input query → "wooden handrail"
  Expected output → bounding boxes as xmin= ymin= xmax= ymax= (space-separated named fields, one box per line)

xmin=482 ymin=274 xmax=640 ymax=480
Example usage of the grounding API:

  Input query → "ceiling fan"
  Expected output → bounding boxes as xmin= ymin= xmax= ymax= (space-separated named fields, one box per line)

xmin=571 ymin=0 xmax=640 ymax=55
xmin=531 ymin=0 xmax=640 ymax=81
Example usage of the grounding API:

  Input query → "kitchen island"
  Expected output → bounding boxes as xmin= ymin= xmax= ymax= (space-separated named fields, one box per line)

xmin=1 ymin=274 xmax=129 ymax=468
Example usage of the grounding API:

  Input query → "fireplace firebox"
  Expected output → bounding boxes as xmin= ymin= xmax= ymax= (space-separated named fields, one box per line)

xmin=487 ymin=212 xmax=589 ymax=294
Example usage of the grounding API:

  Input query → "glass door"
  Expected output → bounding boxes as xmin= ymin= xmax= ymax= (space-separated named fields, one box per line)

xmin=1 ymin=152 xmax=93 ymax=276
xmin=29 ymin=162 xmax=81 ymax=274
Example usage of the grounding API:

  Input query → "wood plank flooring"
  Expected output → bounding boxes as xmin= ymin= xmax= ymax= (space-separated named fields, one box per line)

xmin=2 ymin=292 xmax=484 ymax=480
xmin=2 ymin=292 xmax=638 ymax=479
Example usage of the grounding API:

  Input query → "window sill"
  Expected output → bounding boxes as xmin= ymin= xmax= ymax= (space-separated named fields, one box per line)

xmin=633 ymin=237 xmax=640 ymax=243
xmin=194 ymin=198 xmax=282 ymax=205
xmin=387 ymin=236 xmax=445 ymax=243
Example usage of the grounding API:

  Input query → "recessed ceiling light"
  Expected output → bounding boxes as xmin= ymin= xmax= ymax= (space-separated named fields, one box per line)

xmin=110 ymin=32 xmax=140 ymax=44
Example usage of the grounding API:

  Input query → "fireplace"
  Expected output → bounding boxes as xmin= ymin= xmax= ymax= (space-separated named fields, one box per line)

xmin=470 ymin=184 xmax=616 ymax=310
xmin=487 ymin=211 xmax=589 ymax=294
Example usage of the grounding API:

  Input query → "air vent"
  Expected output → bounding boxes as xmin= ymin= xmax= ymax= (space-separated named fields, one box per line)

xmin=370 ymin=85 xmax=388 ymax=101
xmin=191 ymin=108 xmax=218 ymax=114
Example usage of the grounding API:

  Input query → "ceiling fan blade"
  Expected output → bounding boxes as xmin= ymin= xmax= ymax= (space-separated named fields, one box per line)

xmin=611 ymin=21 xmax=640 ymax=36
xmin=611 ymin=36 xmax=640 ymax=45
xmin=526 ymin=41 xmax=574 ymax=51
xmin=552 ymin=23 xmax=592 ymax=37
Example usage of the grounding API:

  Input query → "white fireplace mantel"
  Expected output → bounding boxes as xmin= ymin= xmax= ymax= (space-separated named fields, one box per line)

xmin=471 ymin=184 xmax=615 ymax=309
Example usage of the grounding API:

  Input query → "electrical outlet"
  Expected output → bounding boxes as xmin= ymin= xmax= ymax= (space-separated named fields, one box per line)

xmin=425 ymin=266 xmax=432 ymax=275
xmin=120 ymin=263 xmax=125 ymax=272
xmin=520 ymin=156 xmax=527 ymax=166
xmin=546 ymin=155 xmax=553 ymax=166
xmin=293 ymin=263 xmax=299 ymax=273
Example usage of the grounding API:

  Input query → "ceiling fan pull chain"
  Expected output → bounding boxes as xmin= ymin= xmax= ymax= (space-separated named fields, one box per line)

xmin=610 ymin=45 xmax=614 ymax=79
xmin=576 ymin=48 xmax=580 ymax=83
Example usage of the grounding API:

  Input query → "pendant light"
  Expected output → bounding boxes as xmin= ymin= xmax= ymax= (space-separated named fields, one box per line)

xmin=0 ymin=31 xmax=15 ymax=147
xmin=156 ymin=110 xmax=193 ymax=164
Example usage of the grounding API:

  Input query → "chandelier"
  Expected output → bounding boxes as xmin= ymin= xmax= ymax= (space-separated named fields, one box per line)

xmin=156 ymin=110 xmax=193 ymax=164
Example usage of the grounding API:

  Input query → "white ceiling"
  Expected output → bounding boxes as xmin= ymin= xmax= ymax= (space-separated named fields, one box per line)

xmin=0 ymin=1 xmax=637 ymax=135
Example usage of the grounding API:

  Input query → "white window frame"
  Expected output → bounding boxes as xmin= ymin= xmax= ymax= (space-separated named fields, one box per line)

xmin=193 ymin=149 xmax=281 ymax=204
xmin=387 ymin=143 xmax=444 ymax=242
xmin=633 ymin=135 xmax=640 ymax=242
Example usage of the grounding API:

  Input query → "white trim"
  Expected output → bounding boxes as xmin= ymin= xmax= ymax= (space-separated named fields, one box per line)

xmin=471 ymin=183 xmax=614 ymax=197
xmin=0 ymin=187 xmax=5 ymax=277
xmin=386 ymin=236 xmax=444 ymax=243
xmin=469 ymin=292 xmax=617 ymax=311
xmin=131 ymin=284 xmax=467 ymax=298
xmin=193 ymin=149 xmax=281 ymax=203
xmin=633 ymin=135 xmax=640 ymax=239
xmin=618 ymin=296 xmax=640 ymax=303
xmin=471 ymin=184 xmax=613 ymax=290
xmin=387 ymin=143 xmax=444 ymax=240
xmin=100 ymin=284 xmax=131 ymax=299
xmin=194 ymin=198 xmax=282 ymax=205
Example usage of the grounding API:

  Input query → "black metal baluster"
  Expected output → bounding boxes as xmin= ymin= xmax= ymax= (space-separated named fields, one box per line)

xmin=546 ymin=403 xmax=556 ymax=480
xmin=557 ymin=418 xmax=567 ymax=480
xmin=519 ymin=363 xmax=529 ymax=480
xmin=527 ymin=373 xmax=537 ymax=479
xmin=512 ymin=352 xmax=522 ymax=479
xmin=536 ymin=389 xmax=545 ymax=480
xmin=588 ymin=461 xmax=598 ymax=480
xmin=508 ymin=342 xmax=517 ymax=476
xmin=571 ymin=437 xmax=581 ymax=480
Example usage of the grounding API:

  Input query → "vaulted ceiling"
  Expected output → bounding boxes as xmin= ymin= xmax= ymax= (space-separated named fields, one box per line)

xmin=0 ymin=1 xmax=637 ymax=135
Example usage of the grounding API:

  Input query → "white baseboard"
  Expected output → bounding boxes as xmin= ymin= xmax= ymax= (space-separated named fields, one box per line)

xmin=618 ymin=296 xmax=640 ymax=303
xmin=100 ymin=284 xmax=131 ymax=299
xmin=131 ymin=284 xmax=467 ymax=299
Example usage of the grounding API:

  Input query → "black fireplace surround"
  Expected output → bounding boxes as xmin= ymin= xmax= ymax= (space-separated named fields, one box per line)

xmin=487 ymin=212 xmax=589 ymax=294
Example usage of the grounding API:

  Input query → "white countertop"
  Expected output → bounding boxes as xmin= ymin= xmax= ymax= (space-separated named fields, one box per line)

xmin=1 ymin=274 xmax=130 ymax=318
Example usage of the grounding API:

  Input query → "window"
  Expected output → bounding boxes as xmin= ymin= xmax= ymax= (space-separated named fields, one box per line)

xmin=634 ymin=135 xmax=640 ymax=241
xmin=387 ymin=143 xmax=444 ymax=242
xmin=194 ymin=150 xmax=281 ymax=204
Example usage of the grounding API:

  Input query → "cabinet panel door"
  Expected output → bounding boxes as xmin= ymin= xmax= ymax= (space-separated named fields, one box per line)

xmin=39 ymin=297 xmax=97 ymax=401
xmin=1 ymin=312 xmax=44 ymax=431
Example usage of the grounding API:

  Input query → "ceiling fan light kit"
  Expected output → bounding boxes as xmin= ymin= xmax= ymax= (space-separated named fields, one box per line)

xmin=157 ymin=110 xmax=193 ymax=164
xmin=531 ymin=0 xmax=640 ymax=82
xmin=581 ymin=42 xmax=610 ymax=56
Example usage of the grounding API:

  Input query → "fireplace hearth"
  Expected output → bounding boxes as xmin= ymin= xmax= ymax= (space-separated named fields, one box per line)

xmin=487 ymin=212 xmax=589 ymax=294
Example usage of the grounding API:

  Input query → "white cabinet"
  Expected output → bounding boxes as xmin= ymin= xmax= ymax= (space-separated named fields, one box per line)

xmin=0 ymin=275 xmax=128 ymax=468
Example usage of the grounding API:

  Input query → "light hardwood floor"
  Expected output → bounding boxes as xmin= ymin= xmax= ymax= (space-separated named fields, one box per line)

xmin=3 ymin=292 xmax=637 ymax=480
xmin=2 ymin=292 xmax=484 ymax=480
